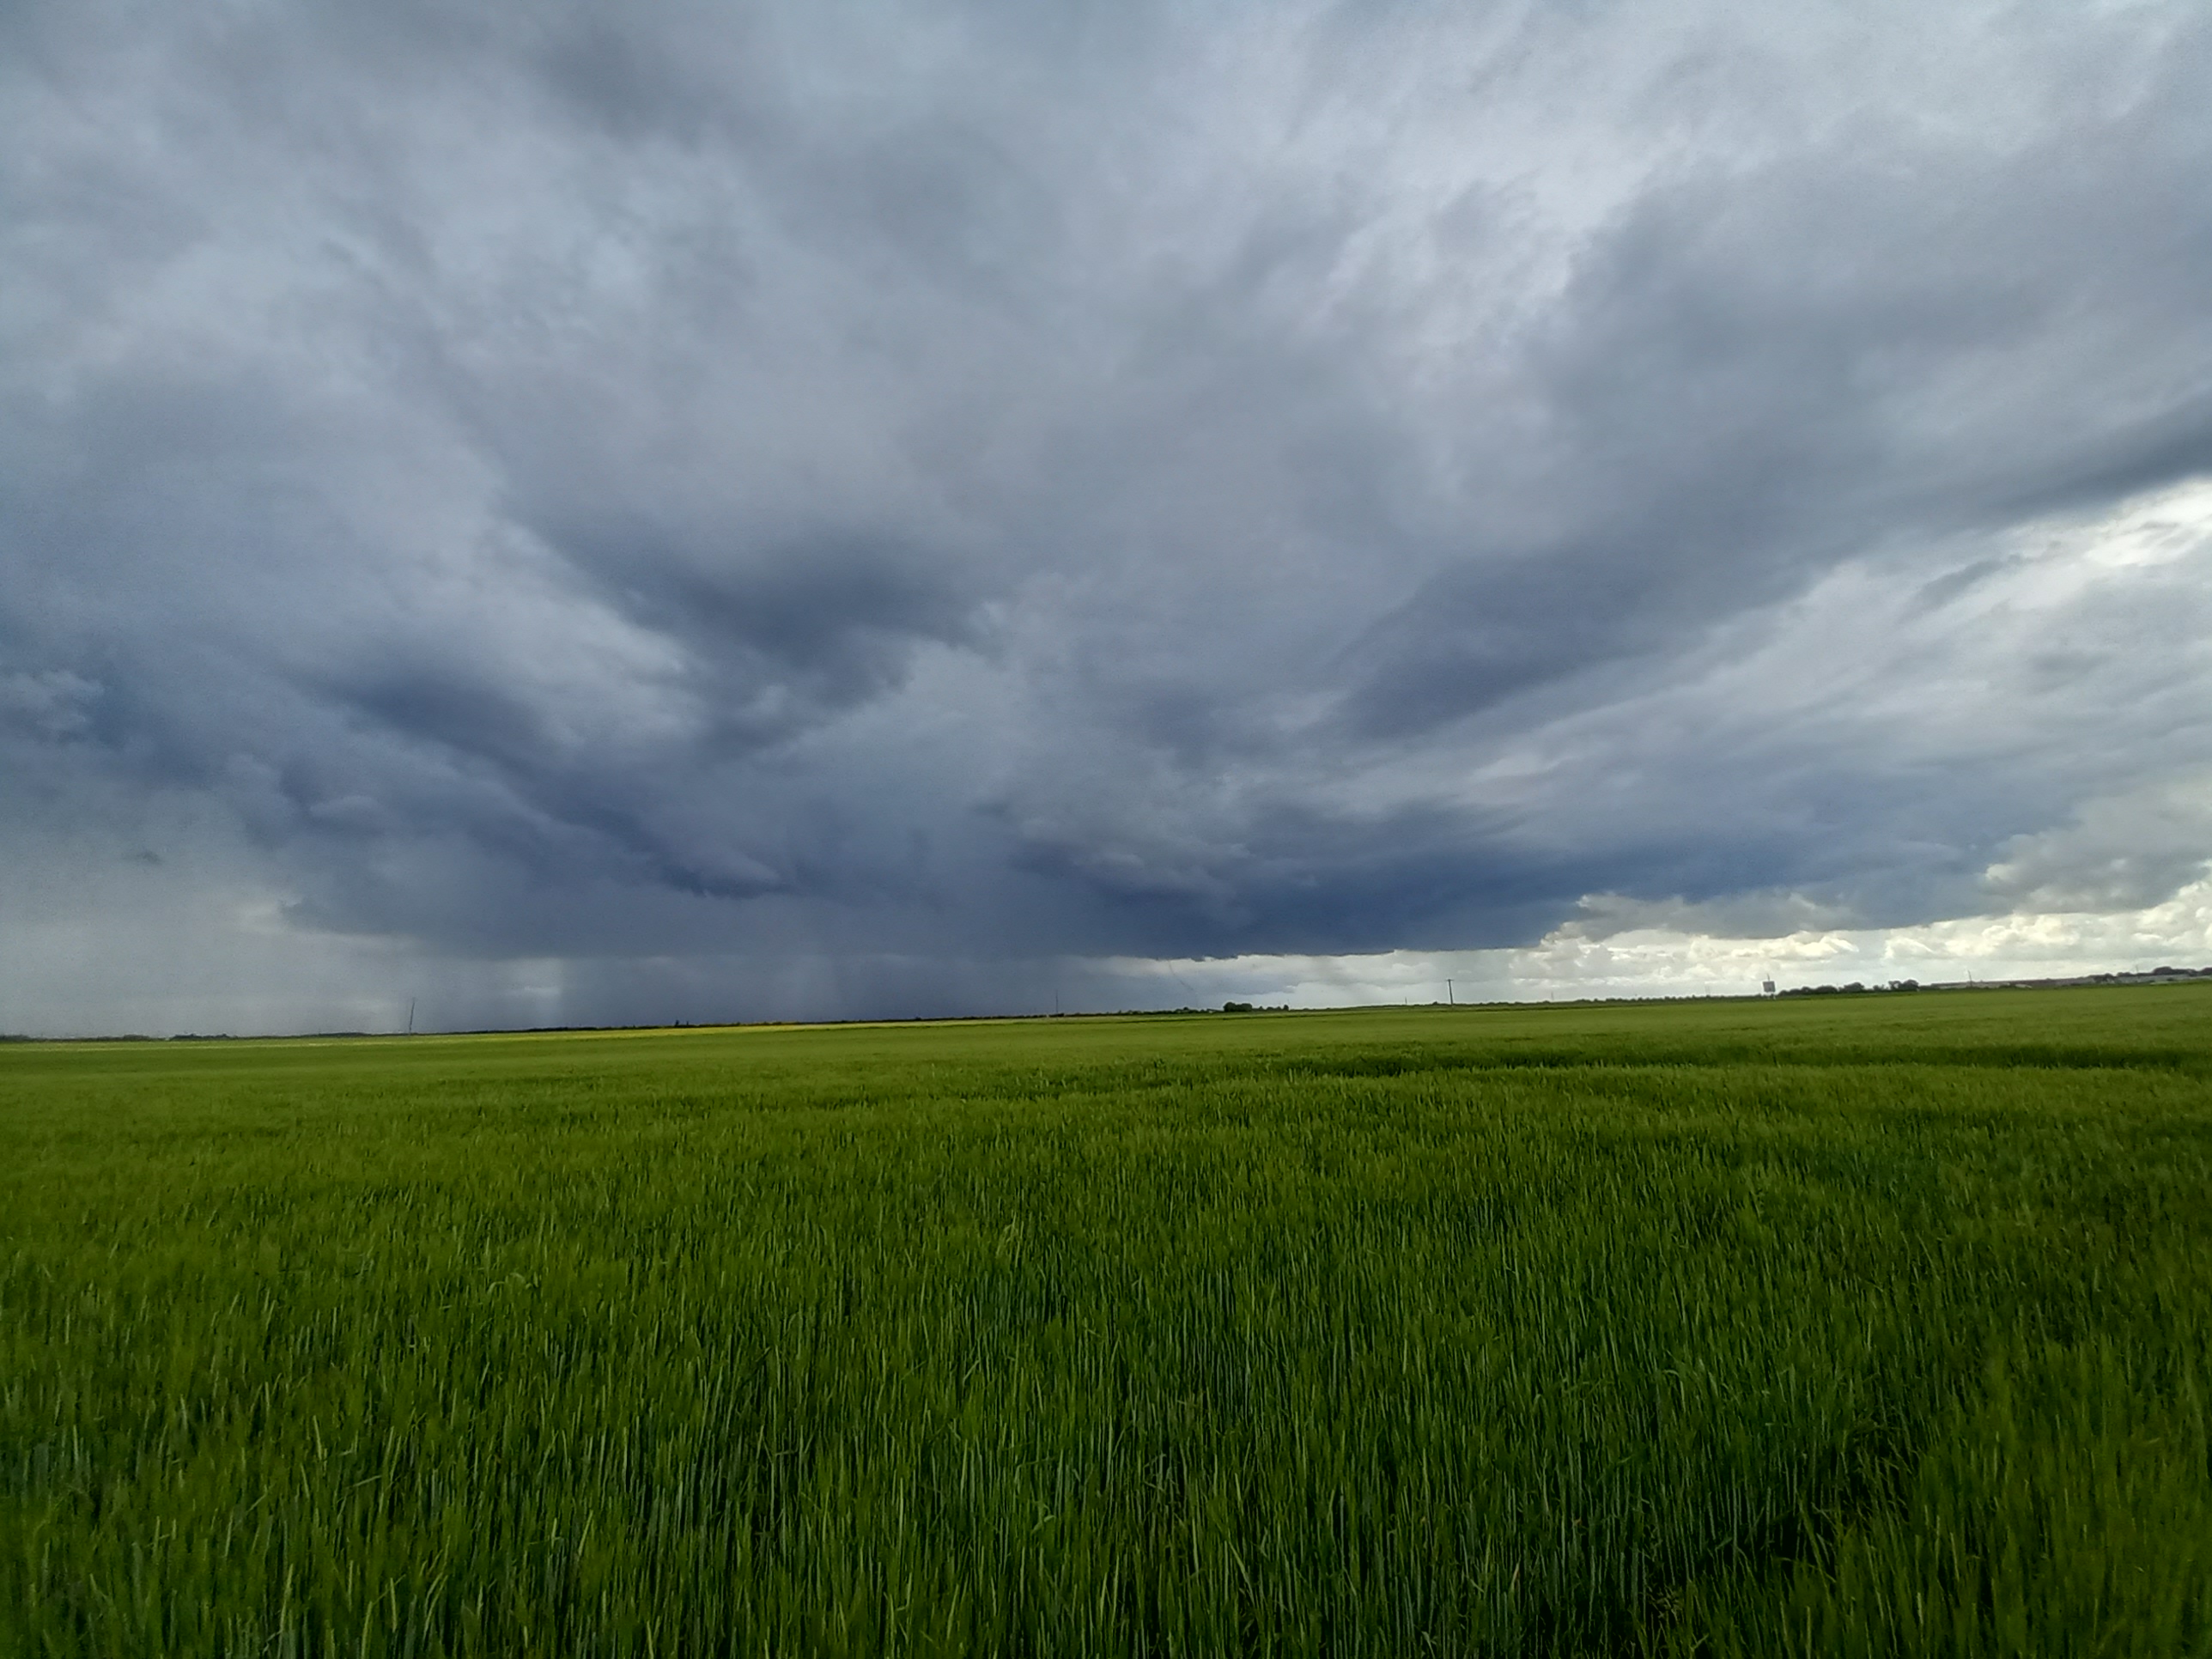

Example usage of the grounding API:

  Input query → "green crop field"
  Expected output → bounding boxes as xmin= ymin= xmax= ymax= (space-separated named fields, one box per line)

xmin=4 ymin=988 xmax=2209 ymax=1656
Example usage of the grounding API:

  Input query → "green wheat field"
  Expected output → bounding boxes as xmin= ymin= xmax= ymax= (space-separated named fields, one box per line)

xmin=5 ymin=988 xmax=2209 ymax=1656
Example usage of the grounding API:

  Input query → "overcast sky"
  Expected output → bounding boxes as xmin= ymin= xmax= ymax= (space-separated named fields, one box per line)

xmin=5 ymin=0 xmax=2211 ymax=1035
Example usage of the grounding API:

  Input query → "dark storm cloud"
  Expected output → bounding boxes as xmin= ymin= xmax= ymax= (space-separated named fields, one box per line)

xmin=5 ymin=0 xmax=2212 ymax=1027
xmin=534 ymin=520 xmax=988 ymax=740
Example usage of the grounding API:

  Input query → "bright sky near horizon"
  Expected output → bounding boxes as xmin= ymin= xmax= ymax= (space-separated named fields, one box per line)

xmin=4 ymin=1 xmax=2211 ymax=1035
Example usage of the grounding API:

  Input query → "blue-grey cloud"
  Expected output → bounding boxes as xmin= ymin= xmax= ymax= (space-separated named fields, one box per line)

xmin=4 ymin=0 xmax=2212 ymax=1029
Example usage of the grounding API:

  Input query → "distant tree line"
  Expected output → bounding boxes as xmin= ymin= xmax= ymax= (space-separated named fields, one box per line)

xmin=1776 ymin=981 xmax=1917 ymax=996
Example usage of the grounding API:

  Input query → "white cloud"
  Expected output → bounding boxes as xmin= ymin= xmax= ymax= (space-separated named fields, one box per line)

xmin=1121 ymin=878 xmax=2212 ymax=1010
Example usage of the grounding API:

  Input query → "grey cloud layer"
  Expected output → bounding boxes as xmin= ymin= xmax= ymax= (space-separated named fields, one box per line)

xmin=5 ymin=0 xmax=2212 ymax=1024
